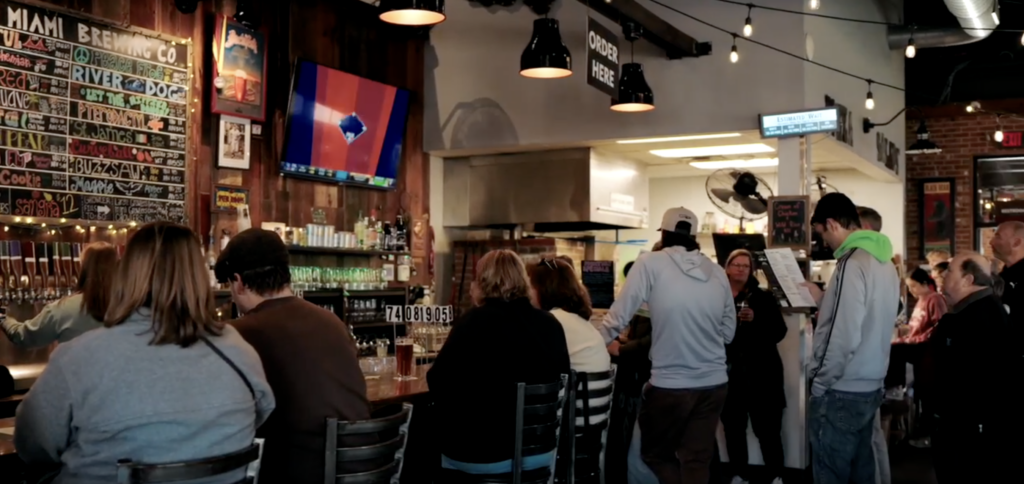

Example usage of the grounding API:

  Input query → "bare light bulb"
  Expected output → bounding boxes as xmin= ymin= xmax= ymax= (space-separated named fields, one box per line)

xmin=995 ymin=130 xmax=1005 ymax=142
xmin=865 ymin=92 xmax=875 ymax=110
xmin=809 ymin=0 xmax=820 ymax=9
xmin=743 ymin=17 xmax=752 ymax=37
xmin=905 ymin=39 xmax=916 ymax=58
xmin=730 ymin=45 xmax=739 ymax=63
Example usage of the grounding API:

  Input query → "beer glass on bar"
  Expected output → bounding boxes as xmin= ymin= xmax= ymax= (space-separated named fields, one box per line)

xmin=394 ymin=336 xmax=416 ymax=381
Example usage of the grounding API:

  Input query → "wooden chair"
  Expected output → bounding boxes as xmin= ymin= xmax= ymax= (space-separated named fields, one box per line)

xmin=557 ymin=369 xmax=615 ymax=484
xmin=115 ymin=443 xmax=261 ymax=484
xmin=439 ymin=373 xmax=573 ymax=484
xmin=324 ymin=403 xmax=413 ymax=484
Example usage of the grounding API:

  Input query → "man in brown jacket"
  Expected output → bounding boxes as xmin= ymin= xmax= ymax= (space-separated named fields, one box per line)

xmin=217 ymin=229 xmax=369 ymax=483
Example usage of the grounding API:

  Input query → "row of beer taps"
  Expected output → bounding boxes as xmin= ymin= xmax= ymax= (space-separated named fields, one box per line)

xmin=1 ymin=241 xmax=88 ymax=305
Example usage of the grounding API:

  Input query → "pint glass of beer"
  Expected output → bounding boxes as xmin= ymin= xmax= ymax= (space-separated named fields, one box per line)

xmin=394 ymin=337 xmax=416 ymax=380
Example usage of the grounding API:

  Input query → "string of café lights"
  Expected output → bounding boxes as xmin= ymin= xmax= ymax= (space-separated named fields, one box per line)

xmin=648 ymin=0 xmax=1023 ymax=141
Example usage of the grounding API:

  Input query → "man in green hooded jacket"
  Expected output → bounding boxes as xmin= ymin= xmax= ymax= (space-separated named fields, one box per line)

xmin=802 ymin=193 xmax=900 ymax=484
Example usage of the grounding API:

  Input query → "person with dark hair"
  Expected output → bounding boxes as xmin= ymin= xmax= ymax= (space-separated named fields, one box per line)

xmin=529 ymin=258 xmax=609 ymax=373
xmin=720 ymin=249 xmax=787 ymax=484
xmin=605 ymin=249 xmax=656 ymax=484
xmin=2 ymin=242 xmax=118 ymax=348
xmin=801 ymin=193 xmax=899 ymax=484
xmin=598 ymin=207 xmax=735 ymax=484
xmin=217 ymin=228 xmax=368 ymax=484
xmin=928 ymin=252 xmax=1017 ymax=482
xmin=16 ymin=222 xmax=275 ymax=483
xmin=895 ymin=269 xmax=946 ymax=345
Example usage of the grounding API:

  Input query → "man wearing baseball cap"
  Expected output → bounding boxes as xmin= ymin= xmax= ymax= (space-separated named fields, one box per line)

xmin=801 ymin=193 xmax=899 ymax=484
xmin=216 ymin=229 xmax=370 ymax=484
xmin=598 ymin=206 xmax=736 ymax=484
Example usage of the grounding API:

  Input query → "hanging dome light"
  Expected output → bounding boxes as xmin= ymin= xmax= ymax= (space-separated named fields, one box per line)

xmin=611 ymin=63 xmax=654 ymax=112
xmin=520 ymin=18 xmax=572 ymax=78
xmin=379 ymin=0 xmax=446 ymax=26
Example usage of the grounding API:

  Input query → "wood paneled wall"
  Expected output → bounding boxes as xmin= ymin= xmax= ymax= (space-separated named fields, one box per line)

xmin=29 ymin=0 xmax=430 ymax=283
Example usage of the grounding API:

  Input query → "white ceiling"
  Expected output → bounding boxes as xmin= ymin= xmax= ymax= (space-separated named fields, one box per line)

xmin=594 ymin=130 xmax=860 ymax=178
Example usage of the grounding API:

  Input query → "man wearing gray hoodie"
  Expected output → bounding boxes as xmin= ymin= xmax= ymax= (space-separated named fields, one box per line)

xmin=803 ymin=194 xmax=900 ymax=484
xmin=599 ymin=207 xmax=736 ymax=484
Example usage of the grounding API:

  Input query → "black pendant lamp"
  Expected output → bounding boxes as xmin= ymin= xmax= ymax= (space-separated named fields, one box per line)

xmin=611 ymin=22 xmax=653 ymax=112
xmin=379 ymin=0 xmax=446 ymax=27
xmin=520 ymin=18 xmax=572 ymax=78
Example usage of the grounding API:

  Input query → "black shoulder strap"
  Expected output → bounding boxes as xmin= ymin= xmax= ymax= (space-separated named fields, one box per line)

xmin=200 ymin=336 xmax=255 ymax=399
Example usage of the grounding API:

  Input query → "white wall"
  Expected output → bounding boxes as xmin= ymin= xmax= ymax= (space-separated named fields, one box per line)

xmin=425 ymin=0 xmax=807 ymax=153
xmin=628 ymin=170 xmax=906 ymax=255
xmin=803 ymin=0 xmax=906 ymax=180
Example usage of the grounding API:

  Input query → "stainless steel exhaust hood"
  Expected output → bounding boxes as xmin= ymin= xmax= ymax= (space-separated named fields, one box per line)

xmin=443 ymin=148 xmax=649 ymax=232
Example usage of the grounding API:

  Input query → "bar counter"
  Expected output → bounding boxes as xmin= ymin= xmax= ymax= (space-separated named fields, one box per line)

xmin=0 ymin=364 xmax=432 ymax=461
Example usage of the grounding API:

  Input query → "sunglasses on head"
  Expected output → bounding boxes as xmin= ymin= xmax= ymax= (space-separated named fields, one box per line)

xmin=540 ymin=258 xmax=557 ymax=270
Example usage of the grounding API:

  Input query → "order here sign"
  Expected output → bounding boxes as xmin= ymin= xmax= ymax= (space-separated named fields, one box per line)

xmin=587 ymin=17 xmax=619 ymax=97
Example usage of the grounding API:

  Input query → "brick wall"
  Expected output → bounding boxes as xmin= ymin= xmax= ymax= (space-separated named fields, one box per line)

xmin=449 ymin=238 xmax=590 ymax=314
xmin=905 ymin=114 xmax=1024 ymax=262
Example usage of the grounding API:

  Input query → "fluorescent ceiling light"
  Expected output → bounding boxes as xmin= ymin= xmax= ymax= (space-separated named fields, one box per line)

xmin=650 ymin=143 xmax=775 ymax=158
xmin=616 ymin=133 xmax=741 ymax=144
xmin=688 ymin=158 xmax=779 ymax=170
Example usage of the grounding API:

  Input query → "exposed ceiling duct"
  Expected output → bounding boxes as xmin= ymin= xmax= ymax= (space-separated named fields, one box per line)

xmin=887 ymin=0 xmax=997 ymax=50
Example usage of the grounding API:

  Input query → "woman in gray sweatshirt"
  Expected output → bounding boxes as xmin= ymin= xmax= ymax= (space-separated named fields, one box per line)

xmin=2 ymin=242 xmax=117 ymax=348
xmin=15 ymin=222 xmax=275 ymax=484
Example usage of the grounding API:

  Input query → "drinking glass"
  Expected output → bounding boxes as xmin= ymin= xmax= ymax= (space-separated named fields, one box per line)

xmin=394 ymin=336 xmax=416 ymax=380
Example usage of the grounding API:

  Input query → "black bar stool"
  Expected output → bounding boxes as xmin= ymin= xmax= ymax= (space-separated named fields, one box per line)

xmin=116 ymin=443 xmax=261 ymax=484
xmin=439 ymin=373 xmax=573 ymax=484
xmin=325 ymin=403 xmax=414 ymax=484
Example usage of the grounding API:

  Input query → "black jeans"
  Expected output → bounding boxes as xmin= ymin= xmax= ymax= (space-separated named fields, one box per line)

xmin=933 ymin=420 xmax=1013 ymax=483
xmin=721 ymin=392 xmax=784 ymax=481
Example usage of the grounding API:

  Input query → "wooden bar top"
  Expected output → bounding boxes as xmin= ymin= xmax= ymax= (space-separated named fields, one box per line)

xmin=365 ymin=364 xmax=431 ymax=408
xmin=0 ymin=364 xmax=432 ymax=458
xmin=0 ymin=417 xmax=14 ymax=457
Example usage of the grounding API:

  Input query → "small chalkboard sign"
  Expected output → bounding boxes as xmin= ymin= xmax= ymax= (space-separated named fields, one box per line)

xmin=581 ymin=260 xmax=615 ymax=310
xmin=767 ymin=195 xmax=811 ymax=252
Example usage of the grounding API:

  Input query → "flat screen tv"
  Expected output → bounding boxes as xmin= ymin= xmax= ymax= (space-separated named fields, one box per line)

xmin=280 ymin=60 xmax=411 ymax=189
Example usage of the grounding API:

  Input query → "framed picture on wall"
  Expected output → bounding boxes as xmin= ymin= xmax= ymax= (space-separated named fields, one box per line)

xmin=918 ymin=178 xmax=956 ymax=259
xmin=218 ymin=115 xmax=251 ymax=170
xmin=211 ymin=14 xmax=269 ymax=121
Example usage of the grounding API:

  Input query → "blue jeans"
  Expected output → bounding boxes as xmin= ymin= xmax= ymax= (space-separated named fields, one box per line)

xmin=808 ymin=389 xmax=883 ymax=484
xmin=441 ymin=450 xmax=555 ymax=474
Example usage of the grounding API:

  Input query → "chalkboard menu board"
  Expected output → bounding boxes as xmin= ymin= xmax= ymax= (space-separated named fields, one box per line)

xmin=767 ymin=195 xmax=811 ymax=252
xmin=0 ymin=1 xmax=188 ymax=224
xmin=582 ymin=260 xmax=615 ymax=310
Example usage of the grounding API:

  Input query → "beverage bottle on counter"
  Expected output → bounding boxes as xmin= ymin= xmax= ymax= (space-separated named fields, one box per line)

xmin=395 ymin=215 xmax=407 ymax=252
xmin=354 ymin=211 xmax=366 ymax=249
xmin=383 ymin=222 xmax=394 ymax=251
xmin=367 ymin=211 xmax=379 ymax=249
xmin=374 ymin=221 xmax=383 ymax=250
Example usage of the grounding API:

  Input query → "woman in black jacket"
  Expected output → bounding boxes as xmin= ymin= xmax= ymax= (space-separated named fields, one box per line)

xmin=427 ymin=249 xmax=571 ymax=475
xmin=721 ymin=249 xmax=787 ymax=484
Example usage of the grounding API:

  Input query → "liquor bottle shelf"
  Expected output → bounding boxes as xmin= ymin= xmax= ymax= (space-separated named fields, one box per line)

xmin=287 ymin=246 xmax=410 ymax=257
xmin=213 ymin=288 xmax=407 ymax=299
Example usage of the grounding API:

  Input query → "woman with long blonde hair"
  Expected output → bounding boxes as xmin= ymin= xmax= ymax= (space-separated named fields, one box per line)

xmin=15 ymin=222 xmax=275 ymax=483
xmin=429 ymin=249 xmax=570 ymax=475
xmin=2 ymin=242 xmax=117 ymax=347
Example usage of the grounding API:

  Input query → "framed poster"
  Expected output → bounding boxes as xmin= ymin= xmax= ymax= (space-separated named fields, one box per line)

xmin=218 ymin=116 xmax=251 ymax=170
xmin=211 ymin=14 xmax=268 ymax=121
xmin=214 ymin=185 xmax=249 ymax=212
xmin=918 ymin=178 xmax=956 ymax=259
xmin=767 ymin=195 xmax=812 ymax=253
